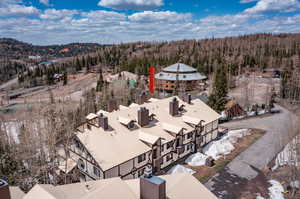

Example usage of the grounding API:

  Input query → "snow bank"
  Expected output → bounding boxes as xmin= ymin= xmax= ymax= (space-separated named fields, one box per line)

xmin=167 ymin=165 xmax=196 ymax=175
xmin=185 ymin=152 xmax=208 ymax=166
xmin=272 ymin=135 xmax=299 ymax=171
xmin=258 ymin=110 xmax=267 ymax=115
xmin=268 ymin=180 xmax=285 ymax=199
xmin=203 ymin=139 xmax=234 ymax=160
xmin=255 ymin=180 xmax=285 ymax=199
xmin=247 ymin=111 xmax=256 ymax=116
xmin=203 ymin=129 xmax=251 ymax=160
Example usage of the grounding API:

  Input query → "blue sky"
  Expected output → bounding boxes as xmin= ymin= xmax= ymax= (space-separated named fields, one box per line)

xmin=1 ymin=0 xmax=300 ymax=45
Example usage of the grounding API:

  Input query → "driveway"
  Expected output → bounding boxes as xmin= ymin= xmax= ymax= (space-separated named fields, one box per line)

xmin=205 ymin=104 xmax=298 ymax=198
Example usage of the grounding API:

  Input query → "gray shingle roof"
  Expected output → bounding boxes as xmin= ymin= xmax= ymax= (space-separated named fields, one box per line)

xmin=163 ymin=63 xmax=197 ymax=73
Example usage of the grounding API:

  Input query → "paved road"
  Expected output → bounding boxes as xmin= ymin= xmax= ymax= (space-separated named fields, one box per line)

xmin=205 ymin=104 xmax=298 ymax=198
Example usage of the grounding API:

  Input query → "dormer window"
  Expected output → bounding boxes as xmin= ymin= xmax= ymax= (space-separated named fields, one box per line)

xmin=78 ymin=159 xmax=85 ymax=170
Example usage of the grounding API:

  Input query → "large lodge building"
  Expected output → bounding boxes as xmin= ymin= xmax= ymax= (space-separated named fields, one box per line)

xmin=155 ymin=63 xmax=207 ymax=92
xmin=57 ymin=95 xmax=220 ymax=182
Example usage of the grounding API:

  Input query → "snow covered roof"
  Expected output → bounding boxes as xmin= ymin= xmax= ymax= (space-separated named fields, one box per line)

xmin=118 ymin=116 xmax=133 ymax=126
xmin=162 ymin=123 xmax=183 ymax=134
xmin=139 ymin=131 xmax=160 ymax=145
xmin=182 ymin=116 xmax=203 ymax=126
xmin=86 ymin=113 xmax=98 ymax=120
xmin=163 ymin=63 xmax=197 ymax=73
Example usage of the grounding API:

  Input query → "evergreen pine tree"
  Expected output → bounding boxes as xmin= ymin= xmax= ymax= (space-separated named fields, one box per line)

xmin=63 ymin=72 xmax=68 ymax=85
xmin=208 ymin=65 xmax=228 ymax=112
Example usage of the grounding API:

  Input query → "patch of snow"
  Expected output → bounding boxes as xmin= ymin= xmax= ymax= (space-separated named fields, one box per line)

xmin=290 ymin=180 xmax=300 ymax=189
xmin=185 ymin=152 xmax=208 ymax=166
xmin=167 ymin=165 xmax=196 ymax=175
xmin=256 ymin=180 xmax=285 ymax=199
xmin=203 ymin=139 xmax=235 ymax=160
xmin=247 ymin=111 xmax=256 ymax=116
xmin=2 ymin=121 xmax=21 ymax=144
xmin=258 ymin=109 xmax=267 ymax=115
xmin=256 ymin=193 xmax=265 ymax=199
xmin=268 ymin=180 xmax=285 ymax=199
xmin=272 ymin=135 xmax=299 ymax=171
xmin=203 ymin=129 xmax=250 ymax=160
xmin=232 ymin=115 xmax=246 ymax=120
xmin=220 ymin=111 xmax=227 ymax=119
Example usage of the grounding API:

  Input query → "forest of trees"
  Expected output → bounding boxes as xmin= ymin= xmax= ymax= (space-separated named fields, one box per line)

xmin=12 ymin=33 xmax=300 ymax=89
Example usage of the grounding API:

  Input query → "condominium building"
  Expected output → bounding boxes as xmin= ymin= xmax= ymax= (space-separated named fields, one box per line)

xmin=56 ymin=96 xmax=220 ymax=182
xmin=22 ymin=173 xmax=218 ymax=199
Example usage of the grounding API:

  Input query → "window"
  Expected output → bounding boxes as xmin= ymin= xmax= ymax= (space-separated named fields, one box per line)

xmin=187 ymin=133 xmax=193 ymax=139
xmin=138 ymin=153 xmax=146 ymax=163
xmin=78 ymin=159 xmax=85 ymax=170
xmin=166 ymin=153 xmax=173 ymax=162
xmin=93 ymin=166 xmax=100 ymax=177
xmin=166 ymin=142 xmax=173 ymax=149
xmin=138 ymin=168 xmax=145 ymax=177
xmin=75 ymin=140 xmax=81 ymax=150
xmin=161 ymin=145 xmax=164 ymax=152
xmin=153 ymin=149 xmax=157 ymax=159
xmin=186 ymin=144 xmax=191 ymax=151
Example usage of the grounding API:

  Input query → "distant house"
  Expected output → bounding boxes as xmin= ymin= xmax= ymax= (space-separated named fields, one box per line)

xmin=155 ymin=63 xmax=207 ymax=92
xmin=262 ymin=68 xmax=282 ymax=78
xmin=28 ymin=55 xmax=41 ymax=60
xmin=224 ymin=99 xmax=245 ymax=119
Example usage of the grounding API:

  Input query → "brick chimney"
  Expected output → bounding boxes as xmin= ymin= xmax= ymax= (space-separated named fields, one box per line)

xmin=138 ymin=107 xmax=149 ymax=127
xmin=98 ymin=113 xmax=109 ymax=130
xmin=140 ymin=170 xmax=166 ymax=199
xmin=169 ymin=97 xmax=179 ymax=116
xmin=107 ymin=99 xmax=117 ymax=112
xmin=137 ymin=92 xmax=147 ymax=105
xmin=0 ymin=179 xmax=11 ymax=199
xmin=183 ymin=93 xmax=192 ymax=104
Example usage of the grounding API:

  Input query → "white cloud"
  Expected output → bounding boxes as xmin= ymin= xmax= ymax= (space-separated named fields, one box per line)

xmin=98 ymin=0 xmax=164 ymax=10
xmin=40 ymin=9 xmax=78 ymax=20
xmin=0 ymin=4 xmax=39 ymax=17
xmin=245 ymin=0 xmax=300 ymax=13
xmin=0 ymin=1 xmax=300 ymax=45
xmin=39 ymin=0 xmax=49 ymax=6
xmin=128 ymin=11 xmax=191 ymax=23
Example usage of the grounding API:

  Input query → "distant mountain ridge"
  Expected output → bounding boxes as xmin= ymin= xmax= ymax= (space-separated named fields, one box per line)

xmin=0 ymin=38 xmax=104 ymax=59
